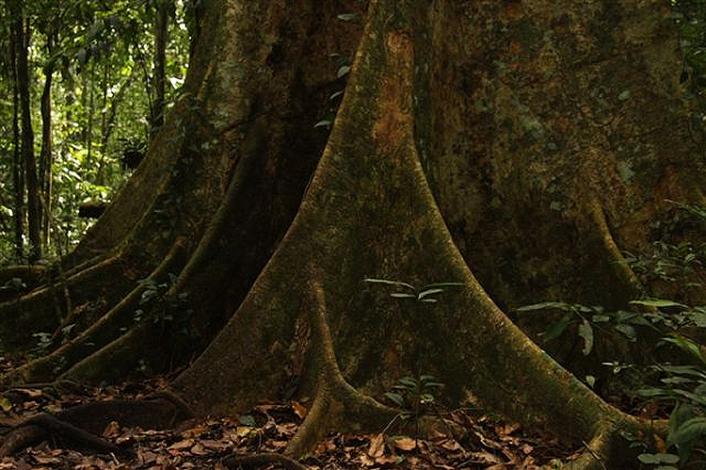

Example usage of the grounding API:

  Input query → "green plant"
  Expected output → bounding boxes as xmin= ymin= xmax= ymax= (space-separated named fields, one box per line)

xmin=364 ymin=277 xmax=460 ymax=438
xmin=133 ymin=273 xmax=191 ymax=329
xmin=633 ymin=335 xmax=706 ymax=466
xmin=515 ymin=301 xmax=657 ymax=356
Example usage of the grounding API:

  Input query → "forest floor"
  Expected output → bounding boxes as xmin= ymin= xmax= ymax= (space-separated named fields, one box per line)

xmin=0 ymin=357 xmax=579 ymax=469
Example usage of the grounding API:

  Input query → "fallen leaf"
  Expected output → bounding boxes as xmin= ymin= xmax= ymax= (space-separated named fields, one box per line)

xmin=440 ymin=439 xmax=461 ymax=451
xmin=201 ymin=439 xmax=229 ymax=451
xmin=392 ymin=436 xmax=416 ymax=451
xmin=15 ymin=389 xmax=43 ymax=398
xmin=190 ymin=443 xmax=208 ymax=456
xmin=32 ymin=456 xmax=61 ymax=465
xmin=168 ymin=439 xmax=194 ymax=450
xmin=375 ymin=455 xmax=398 ymax=465
xmin=468 ymin=451 xmax=503 ymax=465
xmin=368 ymin=433 xmax=385 ymax=458
xmin=292 ymin=401 xmax=308 ymax=419
xmin=102 ymin=421 xmax=121 ymax=438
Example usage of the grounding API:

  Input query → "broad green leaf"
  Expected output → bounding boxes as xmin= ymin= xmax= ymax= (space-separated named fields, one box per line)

xmin=516 ymin=302 xmax=572 ymax=312
xmin=337 ymin=65 xmax=351 ymax=78
xmin=638 ymin=453 xmax=660 ymax=464
xmin=337 ymin=13 xmax=358 ymax=21
xmin=384 ymin=392 xmax=405 ymax=407
xmin=418 ymin=288 xmax=444 ymax=300
xmin=614 ymin=324 xmax=637 ymax=341
xmin=421 ymin=282 xmax=463 ymax=289
xmin=671 ymin=417 xmax=706 ymax=445
xmin=578 ymin=319 xmax=594 ymax=355
xmin=662 ymin=335 xmax=706 ymax=365
xmin=364 ymin=278 xmax=416 ymax=290
xmin=397 ymin=377 xmax=417 ymax=388
xmin=542 ymin=314 xmax=574 ymax=341
xmin=390 ymin=293 xmax=416 ymax=299
xmin=669 ymin=403 xmax=696 ymax=446
xmin=630 ymin=299 xmax=687 ymax=309
xmin=592 ymin=314 xmax=610 ymax=323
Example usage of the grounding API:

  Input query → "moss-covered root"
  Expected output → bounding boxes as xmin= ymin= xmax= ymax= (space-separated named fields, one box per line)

xmin=587 ymin=199 xmax=644 ymax=299
xmin=0 ymin=254 xmax=132 ymax=352
xmin=0 ymin=393 xmax=192 ymax=457
xmin=566 ymin=419 xmax=668 ymax=470
xmin=1 ymin=240 xmax=187 ymax=387
xmin=285 ymin=280 xmax=398 ymax=457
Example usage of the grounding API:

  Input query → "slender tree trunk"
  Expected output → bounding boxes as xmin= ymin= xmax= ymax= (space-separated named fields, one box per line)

xmin=97 ymin=70 xmax=135 ymax=185
xmin=9 ymin=13 xmax=24 ymax=261
xmin=13 ymin=8 xmax=41 ymax=261
xmin=149 ymin=0 xmax=169 ymax=138
xmin=39 ymin=35 xmax=55 ymax=251
xmin=85 ymin=63 xmax=95 ymax=171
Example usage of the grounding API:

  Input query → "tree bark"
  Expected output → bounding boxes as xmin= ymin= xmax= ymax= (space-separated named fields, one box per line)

xmin=39 ymin=34 xmax=55 ymax=250
xmin=0 ymin=0 xmax=701 ymax=467
xmin=149 ymin=0 xmax=169 ymax=138
xmin=12 ymin=6 xmax=41 ymax=261
xmin=8 ymin=12 xmax=24 ymax=261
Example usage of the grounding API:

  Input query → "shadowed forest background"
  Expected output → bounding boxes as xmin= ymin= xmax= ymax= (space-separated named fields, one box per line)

xmin=2 ymin=0 xmax=706 ymax=468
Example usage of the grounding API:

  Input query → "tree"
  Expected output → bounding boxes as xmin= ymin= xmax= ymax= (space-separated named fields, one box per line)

xmin=148 ymin=0 xmax=170 ymax=138
xmin=10 ymin=0 xmax=41 ymax=261
xmin=0 ymin=0 xmax=703 ymax=467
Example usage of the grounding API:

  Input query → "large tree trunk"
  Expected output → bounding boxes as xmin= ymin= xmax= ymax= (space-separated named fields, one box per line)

xmin=1 ymin=0 xmax=702 ymax=467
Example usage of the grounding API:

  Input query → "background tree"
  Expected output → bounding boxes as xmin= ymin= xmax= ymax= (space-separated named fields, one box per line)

xmin=0 ymin=0 xmax=705 ymax=467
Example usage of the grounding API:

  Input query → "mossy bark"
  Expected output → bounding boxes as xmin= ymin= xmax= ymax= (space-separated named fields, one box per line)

xmin=0 ymin=0 xmax=702 ymax=467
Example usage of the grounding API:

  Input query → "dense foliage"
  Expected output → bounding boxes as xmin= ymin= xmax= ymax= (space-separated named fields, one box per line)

xmin=0 ymin=0 xmax=190 ymax=262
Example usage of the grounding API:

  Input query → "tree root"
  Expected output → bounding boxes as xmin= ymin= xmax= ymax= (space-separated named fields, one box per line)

xmin=3 ymin=239 xmax=187 ymax=386
xmin=286 ymin=279 xmax=399 ymax=457
xmin=0 ymin=389 xmax=193 ymax=458
xmin=565 ymin=418 xmax=667 ymax=470
xmin=588 ymin=199 xmax=644 ymax=301
xmin=222 ymin=452 xmax=307 ymax=470
xmin=0 ymin=254 xmax=131 ymax=352
xmin=0 ymin=413 xmax=128 ymax=458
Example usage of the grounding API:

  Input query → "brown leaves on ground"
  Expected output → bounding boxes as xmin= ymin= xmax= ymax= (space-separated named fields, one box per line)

xmin=0 ymin=371 xmax=574 ymax=469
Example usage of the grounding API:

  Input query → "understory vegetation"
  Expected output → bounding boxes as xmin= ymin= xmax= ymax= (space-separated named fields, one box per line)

xmin=2 ymin=0 xmax=706 ymax=469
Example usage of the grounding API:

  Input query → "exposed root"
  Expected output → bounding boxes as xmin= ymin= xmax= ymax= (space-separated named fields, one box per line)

xmin=59 ymin=323 xmax=152 ymax=383
xmin=286 ymin=279 xmax=398 ymax=457
xmin=563 ymin=418 xmax=667 ymax=470
xmin=0 ymin=424 xmax=44 ymax=457
xmin=222 ymin=452 xmax=307 ymax=470
xmin=588 ymin=199 xmax=644 ymax=299
xmin=4 ymin=239 xmax=187 ymax=385
xmin=145 ymin=389 xmax=196 ymax=422
xmin=0 ymin=255 xmax=130 ymax=352
xmin=0 ymin=390 xmax=194 ymax=458
xmin=0 ymin=413 xmax=128 ymax=458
